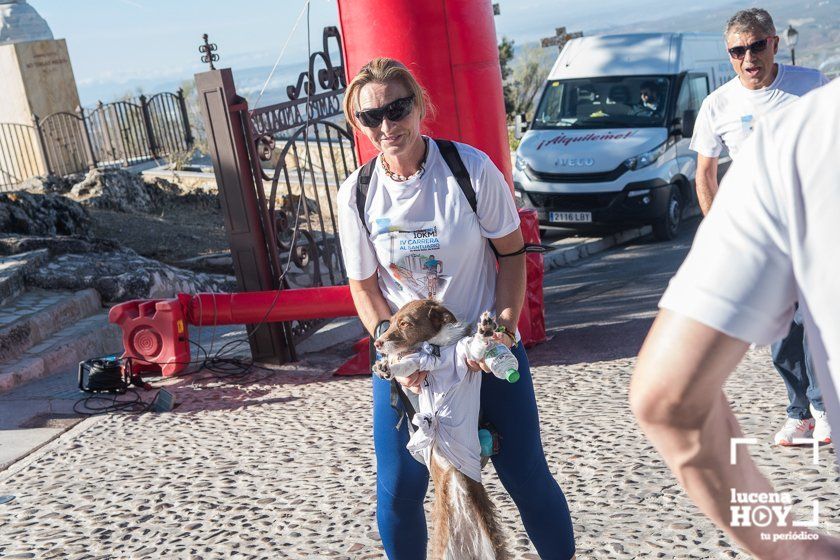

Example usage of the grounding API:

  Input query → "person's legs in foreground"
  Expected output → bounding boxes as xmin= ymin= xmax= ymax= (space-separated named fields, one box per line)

xmin=481 ymin=343 xmax=576 ymax=560
xmin=372 ymin=374 xmax=429 ymax=560
xmin=772 ymin=307 xmax=830 ymax=444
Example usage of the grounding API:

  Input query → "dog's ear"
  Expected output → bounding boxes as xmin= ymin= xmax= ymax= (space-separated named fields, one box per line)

xmin=427 ymin=301 xmax=457 ymax=331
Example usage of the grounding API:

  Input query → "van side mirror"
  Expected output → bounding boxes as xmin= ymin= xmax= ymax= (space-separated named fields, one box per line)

xmin=681 ymin=109 xmax=697 ymax=138
xmin=514 ymin=113 xmax=529 ymax=139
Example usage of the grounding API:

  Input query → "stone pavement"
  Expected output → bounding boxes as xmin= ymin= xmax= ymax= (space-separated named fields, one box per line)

xmin=0 ymin=339 xmax=836 ymax=559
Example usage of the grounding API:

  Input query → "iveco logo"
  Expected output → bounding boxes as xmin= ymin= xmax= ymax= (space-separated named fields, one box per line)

xmin=554 ymin=158 xmax=594 ymax=167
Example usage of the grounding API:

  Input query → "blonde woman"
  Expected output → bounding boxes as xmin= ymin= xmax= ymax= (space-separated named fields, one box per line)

xmin=337 ymin=58 xmax=576 ymax=559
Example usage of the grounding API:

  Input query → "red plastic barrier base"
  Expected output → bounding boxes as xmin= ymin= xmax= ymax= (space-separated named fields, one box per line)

xmin=109 ymin=233 xmax=546 ymax=378
xmin=108 ymin=298 xmax=191 ymax=377
xmin=518 ymin=209 xmax=547 ymax=347
xmin=109 ymin=287 xmax=357 ymax=377
xmin=334 ymin=337 xmax=371 ymax=376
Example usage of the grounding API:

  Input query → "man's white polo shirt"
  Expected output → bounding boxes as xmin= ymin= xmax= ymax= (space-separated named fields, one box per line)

xmin=690 ymin=63 xmax=828 ymax=160
xmin=661 ymin=78 xmax=840 ymax=464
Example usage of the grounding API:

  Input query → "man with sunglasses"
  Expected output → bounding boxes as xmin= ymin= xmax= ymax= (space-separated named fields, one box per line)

xmin=692 ymin=8 xmax=829 ymax=215
xmin=689 ymin=8 xmax=831 ymax=450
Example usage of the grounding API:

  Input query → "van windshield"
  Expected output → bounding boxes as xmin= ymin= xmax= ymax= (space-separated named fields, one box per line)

xmin=532 ymin=76 xmax=672 ymax=129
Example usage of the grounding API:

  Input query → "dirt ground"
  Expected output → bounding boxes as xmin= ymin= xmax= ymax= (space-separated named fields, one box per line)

xmin=79 ymin=165 xmax=342 ymax=277
xmin=88 ymin=202 xmax=229 ymax=267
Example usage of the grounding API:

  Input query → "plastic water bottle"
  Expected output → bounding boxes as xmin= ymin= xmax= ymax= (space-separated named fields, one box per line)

xmin=467 ymin=335 xmax=519 ymax=383
xmin=483 ymin=342 xmax=520 ymax=383
xmin=478 ymin=428 xmax=494 ymax=457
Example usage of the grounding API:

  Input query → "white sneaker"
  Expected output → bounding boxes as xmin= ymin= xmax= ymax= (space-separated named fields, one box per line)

xmin=774 ymin=417 xmax=814 ymax=446
xmin=811 ymin=404 xmax=832 ymax=444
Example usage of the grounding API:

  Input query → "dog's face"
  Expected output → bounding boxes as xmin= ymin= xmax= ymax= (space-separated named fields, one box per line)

xmin=374 ymin=299 xmax=458 ymax=357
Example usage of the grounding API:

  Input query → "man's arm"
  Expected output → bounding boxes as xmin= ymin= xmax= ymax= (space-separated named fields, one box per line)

xmin=630 ymin=310 xmax=839 ymax=559
xmin=696 ymin=155 xmax=719 ymax=216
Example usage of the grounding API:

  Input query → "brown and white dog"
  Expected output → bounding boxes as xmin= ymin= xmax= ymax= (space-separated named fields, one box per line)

xmin=373 ymin=299 xmax=510 ymax=560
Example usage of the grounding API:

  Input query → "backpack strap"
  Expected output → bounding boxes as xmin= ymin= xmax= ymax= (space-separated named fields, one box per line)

xmin=434 ymin=139 xmax=502 ymax=258
xmin=355 ymin=155 xmax=377 ymax=237
xmin=368 ymin=335 xmax=418 ymax=433
xmin=434 ymin=139 xmax=477 ymax=214
xmin=390 ymin=379 xmax=418 ymax=432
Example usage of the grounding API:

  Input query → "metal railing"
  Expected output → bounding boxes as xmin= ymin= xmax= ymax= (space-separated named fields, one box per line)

xmin=0 ymin=122 xmax=44 ymax=189
xmin=0 ymin=88 xmax=193 ymax=191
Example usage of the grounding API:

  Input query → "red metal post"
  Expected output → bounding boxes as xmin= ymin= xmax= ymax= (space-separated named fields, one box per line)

xmin=336 ymin=0 xmax=513 ymax=191
xmin=184 ymin=286 xmax=357 ymax=326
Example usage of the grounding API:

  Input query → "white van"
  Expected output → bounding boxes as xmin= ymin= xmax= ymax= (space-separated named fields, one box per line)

xmin=514 ymin=33 xmax=734 ymax=240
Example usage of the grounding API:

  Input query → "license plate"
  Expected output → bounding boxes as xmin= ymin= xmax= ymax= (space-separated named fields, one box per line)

xmin=549 ymin=211 xmax=592 ymax=223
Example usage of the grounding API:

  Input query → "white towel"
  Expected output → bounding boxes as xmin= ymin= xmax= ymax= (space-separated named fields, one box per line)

xmin=399 ymin=339 xmax=483 ymax=483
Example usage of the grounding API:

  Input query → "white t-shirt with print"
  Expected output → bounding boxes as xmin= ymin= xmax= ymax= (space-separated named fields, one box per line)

xmin=337 ymin=138 xmax=521 ymax=324
xmin=661 ymin=78 xmax=840 ymax=464
xmin=690 ymin=64 xmax=828 ymax=160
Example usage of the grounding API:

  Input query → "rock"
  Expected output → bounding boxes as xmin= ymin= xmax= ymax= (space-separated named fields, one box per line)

xmin=150 ymin=177 xmax=218 ymax=209
xmin=63 ymin=169 xmax=218 ymax=214
xmin=18 ymin=174 xmax=81 ymax=195
xmin=0 ymin=234 xmax=120 ymax=256
xmin=26 ymin=248 xmax=236 ymax=302
xmin=174 ymin=252 xmax=233 ymax=274
xmin=68 ymin=169 xmax=178 ymax=213
xmin=0 ymin=191 xmax=90 ymax=236
xmin=280 ymin=193 xmax=320 ymax=216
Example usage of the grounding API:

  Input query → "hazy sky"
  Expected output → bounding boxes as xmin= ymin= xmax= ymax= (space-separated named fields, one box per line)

xmin=33 ymin=0 xmax=740 ymax=97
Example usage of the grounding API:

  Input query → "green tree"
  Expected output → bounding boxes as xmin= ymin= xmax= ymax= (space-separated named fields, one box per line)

xmin=508 ymin=45 xmax=555 ymax=120
xmin=498 ymin=36 xmax=516 ymax=117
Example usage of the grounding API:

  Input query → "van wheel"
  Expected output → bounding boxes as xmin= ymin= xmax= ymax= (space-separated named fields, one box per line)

xmin=652 ymin=185 xmax=682 ymax=241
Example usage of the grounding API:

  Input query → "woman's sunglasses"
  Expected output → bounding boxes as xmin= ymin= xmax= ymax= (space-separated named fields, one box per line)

xmin=727 ymin=37 xmax=773 ymax=60
xmin=355 ymin=96 xmax=414 ymax=128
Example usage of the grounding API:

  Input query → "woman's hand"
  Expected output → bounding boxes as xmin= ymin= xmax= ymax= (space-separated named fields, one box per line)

xmin=492 ymin=329 xmax=516 ymax=349
xmin=394 ymin=370 xmax=428 ymax=395
xmin=466 ymin=331 xmax=515 ymax=373
xmin=466 ymin=357 xmax=490 ymax=373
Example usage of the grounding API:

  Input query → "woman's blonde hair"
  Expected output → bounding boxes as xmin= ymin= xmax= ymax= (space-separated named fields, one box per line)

xmin=342 ymin=57 xmax=434 ymax=130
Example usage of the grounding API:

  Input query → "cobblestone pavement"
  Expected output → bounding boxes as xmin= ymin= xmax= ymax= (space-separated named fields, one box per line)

xmin=0 ymin=342 xmax=836 ymax=559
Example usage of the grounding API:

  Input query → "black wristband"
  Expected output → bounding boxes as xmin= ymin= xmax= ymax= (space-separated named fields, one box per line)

xmin=496 ymin=246 xmax=526 ymax=258
xmin=374 ymin=320 xmax=391 ymax=338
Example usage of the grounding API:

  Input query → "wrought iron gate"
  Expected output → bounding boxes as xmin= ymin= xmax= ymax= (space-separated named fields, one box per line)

xmin=0 ymin=89 xmax=194 ymax=190
xmin=247 ymin=26 xmax=354 ymax=342
xmin=34 ymin=110 xmax=95 ymax=177
xmin=195 ymin=26 xmax=355 ymax=364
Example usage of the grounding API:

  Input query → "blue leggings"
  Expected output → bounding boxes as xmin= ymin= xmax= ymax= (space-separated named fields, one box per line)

xmin=372 ymin=342 xmax=576 ymax=559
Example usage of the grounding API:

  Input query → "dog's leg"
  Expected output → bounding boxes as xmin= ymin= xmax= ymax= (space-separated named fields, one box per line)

xmin=465 ymin=478 xmax=511 ymax=560
xmin=429 ymin=453 xmax=452 ymax=560
xmin=372 ymin=357 xmax=392 ymax=380
xmin=477 ymin=311 xmax=497 ymax=339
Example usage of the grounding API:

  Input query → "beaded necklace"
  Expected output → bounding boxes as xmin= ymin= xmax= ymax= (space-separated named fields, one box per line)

xmin=381 ymin=138 xmax=429 ymax=182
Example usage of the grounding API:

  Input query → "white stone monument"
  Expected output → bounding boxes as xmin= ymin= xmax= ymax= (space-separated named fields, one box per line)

xmin=0 ymin=0 xmax=53 ymax=43
xmin=0 ymin=0 xmax=84 ymax=181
